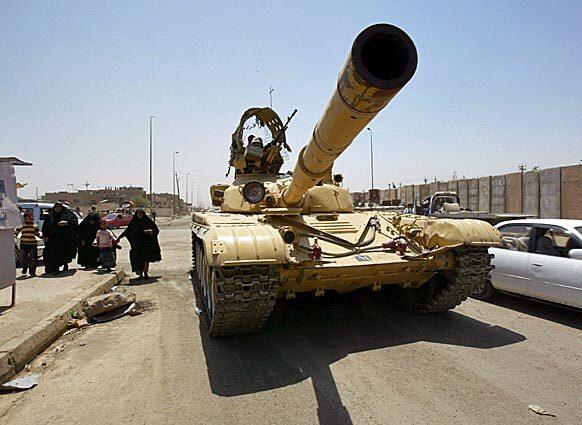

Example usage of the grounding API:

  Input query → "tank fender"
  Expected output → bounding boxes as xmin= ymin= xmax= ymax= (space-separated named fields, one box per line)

xmin=423 ymin=219 xmax=501 ymax=249
xmin=202 ymin=225 xmax=290 ymax=267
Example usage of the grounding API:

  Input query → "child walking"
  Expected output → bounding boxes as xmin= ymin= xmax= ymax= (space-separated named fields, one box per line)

xmin=15 ymin=211 xmax=40 ymax=277
xmin=93 ymin=219 xmax=117 ymax=272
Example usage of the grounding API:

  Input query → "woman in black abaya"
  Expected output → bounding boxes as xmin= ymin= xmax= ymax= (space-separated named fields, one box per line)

xmin=42 ymin=202 xmax=79 ymax=275
xmin=117 ymin=209 xmax=161 ymax=279
xmin=77 ymin=213 xmax=100 ymax=269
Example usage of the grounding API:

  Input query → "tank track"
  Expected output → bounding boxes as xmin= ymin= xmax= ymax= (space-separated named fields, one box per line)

xmin=192 ymin=234 xmax=279 ymax=337
xmin=401 ymin=246 xmax=493 ymax=314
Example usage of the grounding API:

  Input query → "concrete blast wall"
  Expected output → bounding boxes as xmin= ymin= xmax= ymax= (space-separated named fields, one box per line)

xmin=490 ymin=175 xmax=506 ymax=213
xmin=468 ymin=179 xmax=479 ymax=211
xmin=458 ymin=180 xmax=469 ymax=209
xmin=353 ymin=164 xmax=580 ymax=218
xmin=523 ymin=171 xmax=539 ymax=217
xmin=505 ymin=172 xmax=522 ymax=213
xmin=539 ymin=168 xmax=561 ymax=219
xmin=561 ymin=165 xmax=582 ymax=219
xmin=478 ymin=177 xmax=491 ymax=212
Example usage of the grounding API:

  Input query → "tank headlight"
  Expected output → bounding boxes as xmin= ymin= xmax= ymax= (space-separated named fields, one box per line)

xmin=242 ymin=181 xmax=266 ymax=204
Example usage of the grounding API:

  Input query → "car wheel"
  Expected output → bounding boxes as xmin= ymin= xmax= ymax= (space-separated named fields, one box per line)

xmin=472 ymin=275 xmax=496 ymax=300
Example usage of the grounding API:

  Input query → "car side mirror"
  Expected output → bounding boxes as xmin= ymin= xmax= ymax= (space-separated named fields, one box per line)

xmin=568 ymin=249 xmax=582 ymax=260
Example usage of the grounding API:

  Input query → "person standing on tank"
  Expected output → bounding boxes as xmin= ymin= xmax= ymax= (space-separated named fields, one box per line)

xmin=116 ymin=208 xmax=161 ymax=279
xmin=42 ymin=202 xmax=79 ymax=275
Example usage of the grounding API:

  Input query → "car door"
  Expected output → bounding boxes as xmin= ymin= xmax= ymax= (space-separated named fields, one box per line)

xmin=490 ymin=223 xmax=533 ymax=296
xmin=528 ymin=225 xmax=582 ymax=308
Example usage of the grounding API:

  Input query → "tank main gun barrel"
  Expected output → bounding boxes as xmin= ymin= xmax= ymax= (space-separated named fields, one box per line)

xmin=282 ymin=24 xmax=418 ymax=206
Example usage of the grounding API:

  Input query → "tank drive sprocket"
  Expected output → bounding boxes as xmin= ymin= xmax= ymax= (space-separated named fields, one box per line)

xmin=399 ymin=247 xmax=493 ymax=313
xmin=192 ymin=237 xmax=279 ymax=337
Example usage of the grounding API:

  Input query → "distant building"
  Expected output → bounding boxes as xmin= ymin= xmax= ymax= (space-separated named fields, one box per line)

xmin=43 ymin=186 xmax=146 ymax=208
xmin=42 ymin=186 xmax=186 ymax=215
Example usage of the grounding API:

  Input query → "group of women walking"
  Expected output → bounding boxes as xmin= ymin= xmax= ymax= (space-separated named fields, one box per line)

xmin=42 ymin=204 xmax=161 ymax=278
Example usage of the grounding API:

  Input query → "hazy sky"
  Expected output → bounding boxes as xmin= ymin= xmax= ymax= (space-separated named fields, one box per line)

xmin=2 ymin=1 xmax=581 ymax=204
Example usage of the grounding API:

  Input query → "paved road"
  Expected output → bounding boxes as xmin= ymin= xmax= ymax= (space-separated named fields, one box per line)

xmin=1 ymin=220 xmax=581 ymax=424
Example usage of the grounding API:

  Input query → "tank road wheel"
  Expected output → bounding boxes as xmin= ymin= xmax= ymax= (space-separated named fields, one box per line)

xmin=471 ymin=275 xmax=497 ymax=300
xmin=400 ymin=247 xmax=492 ymax=314
xmin=192 ymin=238 xmax=280 ymax=337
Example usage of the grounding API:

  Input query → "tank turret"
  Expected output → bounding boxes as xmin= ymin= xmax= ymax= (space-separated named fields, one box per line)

xmin=282 ymin=23 xmax=417 ymax=206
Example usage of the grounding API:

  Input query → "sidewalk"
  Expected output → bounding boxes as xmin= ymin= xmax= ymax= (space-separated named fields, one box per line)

xmin=0 ymin=266 xmax=124 ymax=383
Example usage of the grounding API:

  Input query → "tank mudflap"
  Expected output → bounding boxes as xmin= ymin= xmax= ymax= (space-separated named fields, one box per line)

xmin=193 ymin=236 xmax=279 ymax=337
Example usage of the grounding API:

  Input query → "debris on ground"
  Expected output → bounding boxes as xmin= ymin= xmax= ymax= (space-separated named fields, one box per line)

xmin=67 ymin=318 xmax=89 ymax=329
xmin=79 ymin=342 xmax=86 ymax=347
xmin=91 ymin=302 xmax=137 ymax=323
xmin=528 ymin=405 xmax=556 ymax=417
xmin=0 ymin=374 xmax=41 ymax=392
xmin=110 ymin=286 xmax=118 ymax=292
xmin=54 ymin=345 xmax=65 ymax=354
xmin=82 ymin=292 xmax=136 ymax=319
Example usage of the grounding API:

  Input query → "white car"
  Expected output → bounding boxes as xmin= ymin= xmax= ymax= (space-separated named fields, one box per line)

xmin=473 ymin=219 xmax=582 ymax=308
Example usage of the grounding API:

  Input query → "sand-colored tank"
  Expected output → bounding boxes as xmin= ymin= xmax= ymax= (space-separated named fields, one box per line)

xmin=192 ymin=23 xmax=501 ymax=337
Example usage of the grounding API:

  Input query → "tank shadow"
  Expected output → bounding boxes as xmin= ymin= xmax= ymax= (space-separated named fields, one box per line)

xmin=197 ymin=288 xmax=526 ymax=425
xmin=486 ymin=292 xmax=582 ymax=330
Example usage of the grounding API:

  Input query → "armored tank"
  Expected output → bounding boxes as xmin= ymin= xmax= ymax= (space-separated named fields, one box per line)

xmin=192 ymin=23 xmax=501 ymax=337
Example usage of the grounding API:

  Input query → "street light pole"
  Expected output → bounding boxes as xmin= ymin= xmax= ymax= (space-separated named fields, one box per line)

xmin=195 ymin=181 xmax=198 ymax=211
xmin=186 ymin=172 xmax=191 ymax=212
xmin=172 ymin=151 xmax=179 ymax=217
xmin=367 ymin=127 xmax=374 ymax=189
xmin=149 ymin=116 xmax=154 ymax=215
xmin=269 ymin=86 xmax=274 ymax=108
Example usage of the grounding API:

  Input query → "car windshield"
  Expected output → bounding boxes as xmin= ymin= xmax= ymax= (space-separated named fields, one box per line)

xmin=105 ymin=214 xmax=118 ymax=219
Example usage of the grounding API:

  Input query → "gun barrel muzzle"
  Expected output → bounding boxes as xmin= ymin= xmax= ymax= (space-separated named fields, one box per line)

xmin=283 ymin=23 xmax=418 ymax=206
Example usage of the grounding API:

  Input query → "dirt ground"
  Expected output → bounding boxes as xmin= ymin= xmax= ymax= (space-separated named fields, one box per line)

xmin=1 ymin=218 xmax=580 ymax=424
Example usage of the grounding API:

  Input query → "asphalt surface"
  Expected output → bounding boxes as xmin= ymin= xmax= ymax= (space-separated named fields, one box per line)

xmin=1 ymin=218 xmax=581 ymax=424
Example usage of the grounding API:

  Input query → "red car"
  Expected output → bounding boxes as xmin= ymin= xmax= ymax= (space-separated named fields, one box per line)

xmin=103 ymin=212 xmax=132 ymax=229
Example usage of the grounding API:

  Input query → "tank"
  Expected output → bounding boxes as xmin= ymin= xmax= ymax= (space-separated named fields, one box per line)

xmin=192 ymin=23 xmax=501 ymax=337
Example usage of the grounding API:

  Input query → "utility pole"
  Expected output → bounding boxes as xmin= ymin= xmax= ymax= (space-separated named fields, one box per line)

xmin=518 ymin=163 xmax=526 ymax=213
xmin=149 ymin=116 xmax=154 ymax=214
xmin=366 ymin=128 xmax=374 ymax=189
xmin=172 ymin=151 xmax=179 ymax=217
xmin=35 ymin=186 xmax=39 ymax=201
xmin=269 ymin=86 xmax=274 ymax=108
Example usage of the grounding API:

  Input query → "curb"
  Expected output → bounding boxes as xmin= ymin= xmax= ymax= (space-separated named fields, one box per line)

xmin=0 ymin=270 xmax=125 ymax=384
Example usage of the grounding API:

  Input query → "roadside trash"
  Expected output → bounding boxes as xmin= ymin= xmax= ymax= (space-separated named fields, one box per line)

xmin=528 ymin=405 xmax=556 ymax=417
xmin=82 ymin=292 xmax=136 ymax=318
xmin=70 ymin=310 xmax=80 ymax=319
xmin=195 ymin=307 xmax=202 ymax=316
xmin=110 ymin=286 xmax=118 ymax=292
xmin=68 ymin=318 xmax=89 ymax=329
xmin=79 ymin=342 xmax=86 ymax=347
xmin=54 ymin=345 xmax=65 ymax=354
xmin=0 ymin=374 xmax=41 ymax=392
xmin=91 ymin=302 xmax=136 ymax=323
